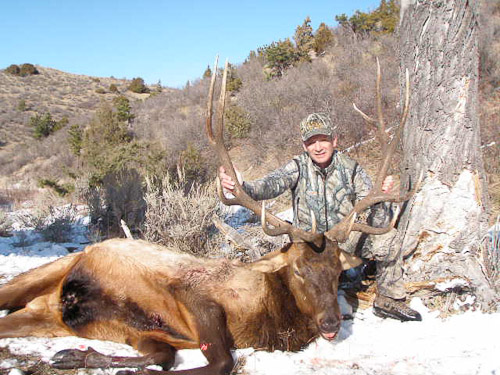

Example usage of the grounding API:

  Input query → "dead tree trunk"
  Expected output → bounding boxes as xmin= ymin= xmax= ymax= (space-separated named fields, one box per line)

xmin=397 ymin=0 xmax=496 ymax=310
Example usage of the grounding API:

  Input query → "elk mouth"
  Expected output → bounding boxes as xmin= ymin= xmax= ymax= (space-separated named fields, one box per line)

xmin=319 ymin=330 xmax=338 ymax=341
xmin=317 ymin=315 xmax=340 ymax=341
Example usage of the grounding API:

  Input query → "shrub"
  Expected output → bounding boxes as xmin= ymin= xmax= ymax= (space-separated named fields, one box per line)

xmin=39 ymin=206 xmax=77 ymax=243
xmin=57 ymin=116 xmax=69 ymax=129
xmin=19 ymin=63 xmax=39 ymax=76
xmin=38 ymin=178 xmax=74 ymax=197
xmin=113 ymin=95 xmax=135 ymax=123
xmin=5 ymin=64 xmax=20 ymax=75
xmin=313 ymin=23 xmax=335 ymax=54
xmin=30 ymin=112 xmax=67 ymax=139
xmin=128 ymin=77 xmax=150 ymax=93
xmin=109 ymin=83 xmax=119 ymax=93
xmin=226 ymin=64 xmax=243 ymax=92
xmin=14 ymin=204 xmax=77 ymax=243
xmin=178 ymin=144 xmax=209 ymax=186
xmin=95 ymin=87 xmax=106 ymax=94
xmin=143 ymin=176 xmax=222 ymax=257
xmin=17 ymin=99 xmax=27 ymax=112
xmin=67 ymin=124 xmax=83 ymax=156
xmin=30 ymin=112 xmax=57 ymax=139
xmin=4 ymin=63 xmax=39 ymax=76
xmin=155 ymin=80 xmax=163 ymax=93
xmin=225 ymin=104 xmax=251 ymax=138
xmin=82 ymin=169 xmax=145 ymax=239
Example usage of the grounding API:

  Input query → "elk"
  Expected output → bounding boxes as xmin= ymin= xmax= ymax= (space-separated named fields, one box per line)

xmin=0 ymin=58 xmax=416 ymax=375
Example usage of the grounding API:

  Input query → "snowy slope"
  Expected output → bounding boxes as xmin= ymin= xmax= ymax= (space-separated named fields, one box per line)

xmin=0 ymin=220 xmax=498 ymax=375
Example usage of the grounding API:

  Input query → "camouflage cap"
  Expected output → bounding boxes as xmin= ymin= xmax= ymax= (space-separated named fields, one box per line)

xmin=299 ymin=113 xmax=335 ymax=142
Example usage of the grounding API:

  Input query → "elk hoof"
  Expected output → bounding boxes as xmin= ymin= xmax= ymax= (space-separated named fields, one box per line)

xmin=51 ymin=347 xmax=107 ymax=369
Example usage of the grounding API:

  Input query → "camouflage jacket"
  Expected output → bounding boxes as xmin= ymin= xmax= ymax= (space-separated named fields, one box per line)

xmin=242 ymin=151 xmax=376 ymax=234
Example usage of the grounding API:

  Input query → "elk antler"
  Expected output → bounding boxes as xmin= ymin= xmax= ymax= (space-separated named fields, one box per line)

xmin=206 ymin=57 xmax=322 ymax=244
xmin=325 ymin=58 xmax=422 ymax=244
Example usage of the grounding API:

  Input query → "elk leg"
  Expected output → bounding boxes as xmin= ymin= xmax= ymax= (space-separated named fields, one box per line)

xmin=0 ymin=253 xmax=80 ymax=311
xmin=52 ymin=338 xmax=176 ymax=370
xmin=119 ymin=300 xmax=235 ymax=375
xmin=0 ymin=302 xmax=70 ymax=338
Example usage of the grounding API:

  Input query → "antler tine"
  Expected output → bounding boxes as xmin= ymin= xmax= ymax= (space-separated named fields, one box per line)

xmin=374 ymin=64 xmax=411 ymax=190
xmin=206 ymin=57 xmax=322 ymax=244
xmin=206 ymin=55 xmax=219 ymax=146
xmin=260 ymin=202 xmax=322 ymax=242
xmin=352 ymin=103 xmax=377 ymax=126
xmin=325 ymin=62 xmax=417 ymax=244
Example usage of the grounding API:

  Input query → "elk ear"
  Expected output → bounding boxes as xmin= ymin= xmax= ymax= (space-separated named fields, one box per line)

xmin=339 ymin=251 xmax=362 ymax=270
xmin=246 ymin=253 xmax=288 ymax=273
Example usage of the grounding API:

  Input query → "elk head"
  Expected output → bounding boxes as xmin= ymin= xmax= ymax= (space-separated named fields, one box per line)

xmin=206 ymin=56 xmax=418 ymax=341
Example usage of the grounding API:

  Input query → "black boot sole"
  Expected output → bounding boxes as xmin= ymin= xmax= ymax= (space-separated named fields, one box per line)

xmin=373 ymin=306 xmax=422 ymax=322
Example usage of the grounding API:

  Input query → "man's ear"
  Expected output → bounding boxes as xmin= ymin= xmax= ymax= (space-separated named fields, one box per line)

xmin=332 ymin=136 xmax=338 ymax=148
xmin=302 ymin=142 xmax=307 ymax=152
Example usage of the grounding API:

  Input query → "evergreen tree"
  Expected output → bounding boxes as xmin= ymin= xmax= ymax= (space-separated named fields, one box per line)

xmin=19 ymin=63 xmax=39 ymax=76
xmin=226 ymin=63 xmax=243 ymax=92
xmin=203 ymin=65 xmax=212 ymax=79
xmin=128 ymin=77 xmax=150 ymax=93
xmin=113 ymin=95 xmax=135 ymax=123
xmin=313 ymin=22 xmax=335 ymax=54
xmin=30 ymin=112 xmax=57 ymax=139
xmin=335 ymin=0 xmax=399 ymax=36
xmin=82 ymin=104 xmax=134 ymax=185
xmin=260 ymin=39 xmax=300 ymax=78
xmin=67 ymin=124 xmax=83 ymax=156
xmin=294 ymin=16 xmax=314 ymax=61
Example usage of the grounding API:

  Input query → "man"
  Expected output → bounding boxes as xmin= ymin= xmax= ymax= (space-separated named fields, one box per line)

xmin=220 ymin=113 xmax=421 ymax=322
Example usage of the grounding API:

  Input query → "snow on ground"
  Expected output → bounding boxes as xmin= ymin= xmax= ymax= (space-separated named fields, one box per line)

xmin=0 ymin=212 xmax=499 ymax=375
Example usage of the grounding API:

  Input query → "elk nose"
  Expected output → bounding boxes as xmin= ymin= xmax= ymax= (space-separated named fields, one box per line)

xmin=319 ymin=317 xmax=340 ymax=334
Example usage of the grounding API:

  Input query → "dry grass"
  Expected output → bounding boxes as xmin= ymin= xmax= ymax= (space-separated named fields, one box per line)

xmin=142 ymin=176 xmax=223 ymax=257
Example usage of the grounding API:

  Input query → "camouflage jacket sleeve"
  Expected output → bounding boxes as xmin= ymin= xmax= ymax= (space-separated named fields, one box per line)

xmin=242 ymin=159 xmax=300 ymax=201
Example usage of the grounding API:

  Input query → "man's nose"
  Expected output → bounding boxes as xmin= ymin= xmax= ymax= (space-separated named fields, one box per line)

xmin=314 ymin=141 xmax=322 ymax=150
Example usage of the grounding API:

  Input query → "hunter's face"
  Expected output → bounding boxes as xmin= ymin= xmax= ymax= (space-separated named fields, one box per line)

xmin=303 ymin=135 xmax=336 ymax=168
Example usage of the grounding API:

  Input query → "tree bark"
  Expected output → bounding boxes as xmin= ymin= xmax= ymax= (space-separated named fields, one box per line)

xmin=397 ymin=0 xmax=496 ymax=309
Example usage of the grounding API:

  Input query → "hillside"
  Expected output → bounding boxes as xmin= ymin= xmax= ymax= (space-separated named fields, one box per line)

xmin=0 ymin=8 xmax=498 ymax=220
xmin=0 ymin=66 xmax=161 ymax=186
xmin=0 ymin=67 xmax=134 ymax=148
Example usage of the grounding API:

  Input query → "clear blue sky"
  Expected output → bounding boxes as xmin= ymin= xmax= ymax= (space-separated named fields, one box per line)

xmin=0 ymin=0 xmax=381 ymax=89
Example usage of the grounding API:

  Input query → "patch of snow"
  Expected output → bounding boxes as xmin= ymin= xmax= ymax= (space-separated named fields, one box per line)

xmin=0 ymin=207 xmax=499 ymax=375
xmin=435 ymin=278 xmax=470 ymax=292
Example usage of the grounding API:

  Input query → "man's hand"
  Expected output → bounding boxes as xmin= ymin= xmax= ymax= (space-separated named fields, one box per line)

xmin=219 ymin=166 xmax=236 ymax=192
xmin=382 ymin=175 xmax=394 ymax=193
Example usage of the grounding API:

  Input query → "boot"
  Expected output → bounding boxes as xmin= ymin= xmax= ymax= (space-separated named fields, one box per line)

xmin=373 ymin=294 xmax=422 ymax=322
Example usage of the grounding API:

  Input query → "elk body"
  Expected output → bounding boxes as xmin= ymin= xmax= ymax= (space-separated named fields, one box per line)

xmin=0 ymin=58 xmax=417 ymax=374
xmin=0 ymin=238 xmax=347 ymax=373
